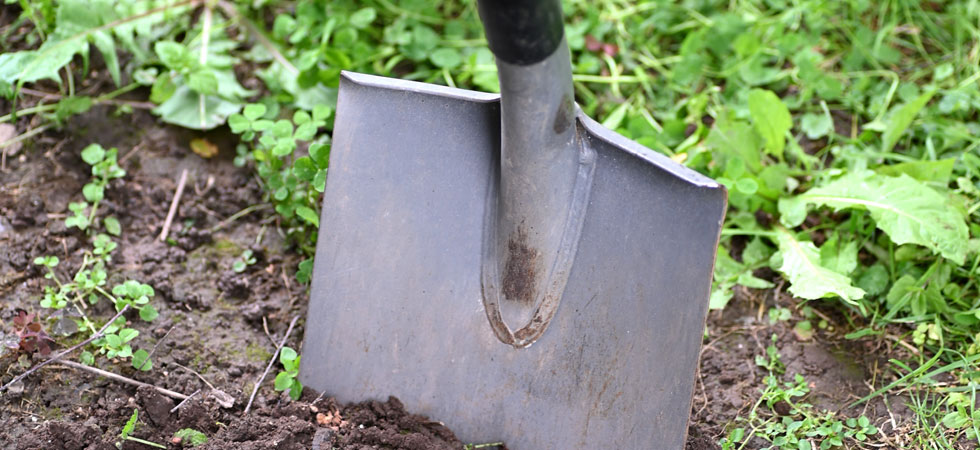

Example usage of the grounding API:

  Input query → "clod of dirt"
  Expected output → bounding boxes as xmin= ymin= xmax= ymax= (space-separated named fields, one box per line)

xmin=15 ymin=419 xmax=103 ymax=450
xmin=218 ymin=272 xmax=251 ymax=299
xmin=201 ymin=411 xmax=316 ymax=450
xmin=136 ymin=386 xmax=174 ymax=427
xmin=328 ymin=396 xmax=462 ymax=450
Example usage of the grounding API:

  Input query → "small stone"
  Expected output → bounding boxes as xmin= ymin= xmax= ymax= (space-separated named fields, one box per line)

xmin=316 ymin=412 xmax=329 ymax=425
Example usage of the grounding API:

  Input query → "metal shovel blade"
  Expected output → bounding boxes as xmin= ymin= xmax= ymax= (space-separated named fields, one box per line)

xmin=299 ymin=71 xmax=726 ymax=449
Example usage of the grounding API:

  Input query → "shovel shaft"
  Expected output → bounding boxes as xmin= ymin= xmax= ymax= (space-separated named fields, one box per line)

xmin=478 ymin=0 xmax=590 ymax=346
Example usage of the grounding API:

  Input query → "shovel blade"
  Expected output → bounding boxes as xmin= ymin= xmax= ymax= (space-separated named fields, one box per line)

xmin=300 ymin=72 xmax=726 ymax=449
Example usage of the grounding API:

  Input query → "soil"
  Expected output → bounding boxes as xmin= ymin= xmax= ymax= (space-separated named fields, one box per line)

xmin=0 ymin=106 xmax=463 ymax=450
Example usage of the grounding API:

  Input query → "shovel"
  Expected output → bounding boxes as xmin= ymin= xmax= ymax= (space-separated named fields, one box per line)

xmin=299 ymin=1 xmax=726 ymax=448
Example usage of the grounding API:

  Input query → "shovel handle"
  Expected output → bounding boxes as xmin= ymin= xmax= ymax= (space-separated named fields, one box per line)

xmin=477 ymin=0 xmax=565 ymax=65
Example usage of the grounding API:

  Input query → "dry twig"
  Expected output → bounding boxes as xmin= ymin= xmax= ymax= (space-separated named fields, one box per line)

xmin=58 ymin=360 xmax=188 ymax=400
xmin=244 ymin=315 xmax=299 ymax=415
xmin=171 ymin=389 xmax=202 ymax=413
xmin=136 ymin=325 xmax=175 ymax=371
xmin=159 ymin=168 xmax=189 ymax=241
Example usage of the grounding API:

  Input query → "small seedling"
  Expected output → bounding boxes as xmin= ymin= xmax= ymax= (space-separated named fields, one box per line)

xmin=232 ymin=249 xmax=257 ymax=273
xmin=755 ymin=334 xmax=784 ymax=374
xmin=274 ymin=346 xmax=303 ymax=400
xmin=172 ymin=428 xmax=208 ymax=447
xmin=117 ymin=409 xmax=165 ymax=449
xmin=111 ymin=280 xmax=159 ymax=322
xmin=66 ymin=144 xmax=126 ymax=233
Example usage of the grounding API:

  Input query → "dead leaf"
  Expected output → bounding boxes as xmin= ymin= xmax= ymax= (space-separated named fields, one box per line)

xmin=0 ymin=123 xmax=20 ymax=155
xmin=189 ymin=138 xmax=218 ymax=158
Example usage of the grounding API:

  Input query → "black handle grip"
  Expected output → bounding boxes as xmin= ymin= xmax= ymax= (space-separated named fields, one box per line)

xmin=477 ymin=0 xmax=565 ymax=66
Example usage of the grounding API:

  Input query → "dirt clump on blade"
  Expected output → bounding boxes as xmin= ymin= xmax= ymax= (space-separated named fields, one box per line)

xmin=324 ymin=396 xmax=463 ymax=450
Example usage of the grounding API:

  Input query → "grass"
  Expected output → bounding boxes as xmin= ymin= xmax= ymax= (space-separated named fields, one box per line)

xmin=2 ymin=0 xmax=980 ymax=447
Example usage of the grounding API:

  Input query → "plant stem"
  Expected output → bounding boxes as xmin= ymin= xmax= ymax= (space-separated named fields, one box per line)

xmin=0 ymin=305 xmax=131 ymax=393
xmin=214 ymin=0 xmax=297 ymax=74
xmin=0 ymin=82 xmax=142 ymax=124
xmin=0 ymin=123 xmax=52 ymax=150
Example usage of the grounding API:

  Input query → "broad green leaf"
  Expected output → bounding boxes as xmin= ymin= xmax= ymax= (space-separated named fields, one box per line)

xmin=313 ymin=170 xmax=327 ymax=193
xmin=778 ymin=171 xmax=969 ymax=264
xmin=771 ymin=227 xmax=865 ymax=305
xmin=117 ymin=328 xmax=138 ymax=342
xmin=856 ymin=264 xmax=889 ymax=296
xmin=82 ymin=183 xmax=104 ymax=203
xmin=349 ymin=8 xmax=377 ymax=29
xmin=292 ymin=157 xmax=317 ymax=181
xmin=274 ymin=372 xmax=293 ymax=391
xmin=709 ymin=282 xmax=734 ymax=310
xmin=0 ymin=0 xmax=120 ymax=86
xmin=430 ymin=48 xmax=462 ymax=69
xmin=747 ymin=89 xmax=792 ymax=158
xmin=155 ymin=41 xmax=192 ymax=71
xmin=80 ymin=144 xmax=106 ymax=165
xmin=150 ymin=75 xmax=176 ymax=104
xmin=132 ymin=349 xmax=152 ymax=371
xmin=280 ymin=346 xmax=297 ymax=363
xmin=153 ymin=85 xmax=242 ymax=130
xmin=139 ymin=304 xmax=158 ymax=322
xmin=295 ymin=206 xmax=319 ymax=227
xmin=706 ymin=114 xmax=762 ymax=173
xmin=876 ymin=159 xmax=955 ymax=184
xmin=55 ymin=96 xmax=93 ymax=121
xmin=289 ymin=380 xmax=303 ymax=400
xmin=819 ymin=234 xmax=858 ymax=275
xmin=296 ymin=259 xmax=313 ymax=284
xmin=243 ymin=104 xmax=267 ymax=121
xmin=257 ymin=62 xmax=337 ymax=111
xmin=188 ymin=69 xmax=218 ymax=96
xmin=228 ymin=114 xmax=249 ymax=133
xmin=881 ymin=89 xmax=935 ymax=153
xmin=800 ymin=112 xmax=832 ymax=139
xmin=309 ymin=143 xmax=330 ymax=169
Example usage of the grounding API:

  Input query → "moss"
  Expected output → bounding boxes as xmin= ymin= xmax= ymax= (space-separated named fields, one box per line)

xmin=42 ymin=407 xmax=63 ymax=420
xmin=245 ymin=342 xmax=272 ymax=363
xmin=209 ymin=238 xmax=242 ymax=255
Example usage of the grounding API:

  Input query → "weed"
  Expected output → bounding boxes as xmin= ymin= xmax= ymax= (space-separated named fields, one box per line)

xmin=117 ymin=409 xmax=165 ymax=449
xmin=32 ymin=141 xmax=157 ymax=370
xmin=66 ymin=144 xmax=125 ymax=233
xmin=232 ymin=249 xmax=256 ymax=273
xmin=228 ymin=104 xmax=331 ymax=256
xmin=274 ymin=346 xmax=302 ymax=401
xmin=3 ymin=310 xmax=54 ymax=356
xmin=172 ymin=428 xmax=208 ymax=447
xmin=727 ymin=343 xmax=879 ymax=449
